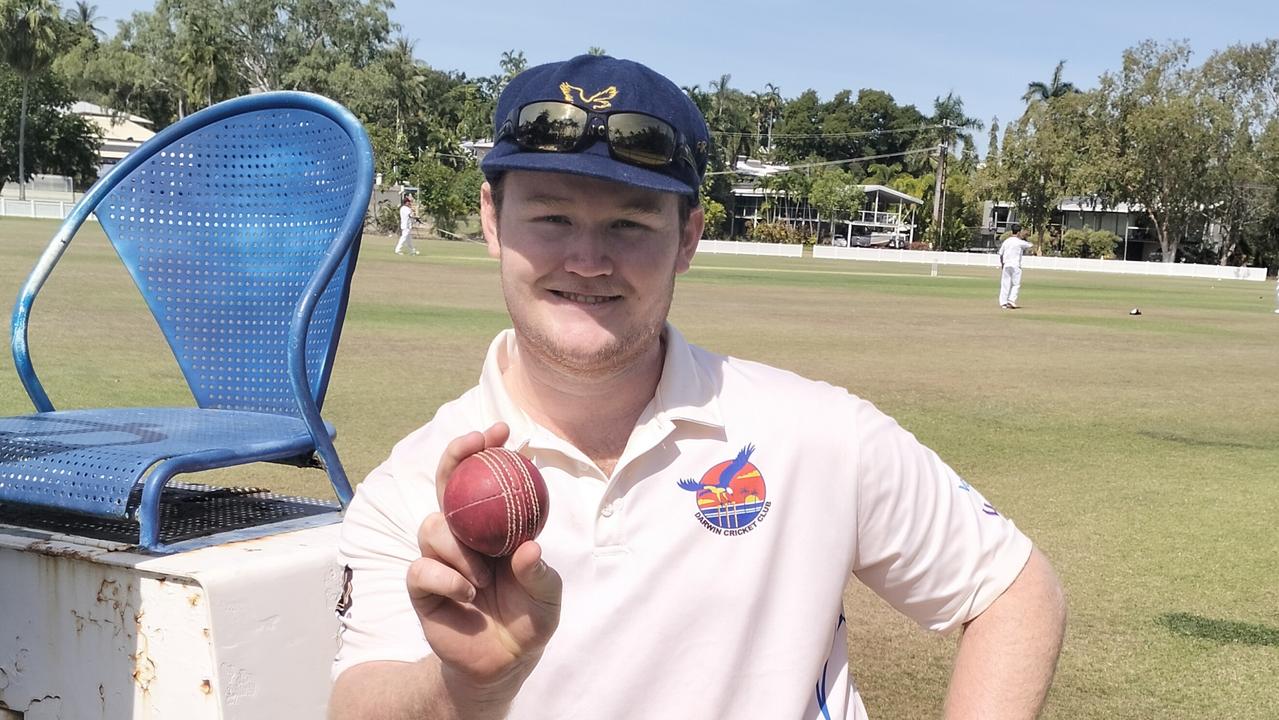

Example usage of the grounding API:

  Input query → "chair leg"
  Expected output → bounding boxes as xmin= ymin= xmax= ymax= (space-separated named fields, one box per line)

xmin=312 ymin=436 xmax=353 ymax=507
xmin=136 ymin=459 xmax=183 ymax=550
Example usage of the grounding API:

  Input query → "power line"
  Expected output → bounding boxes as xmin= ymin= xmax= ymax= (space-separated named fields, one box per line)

xmin=709 ymin=124 xmax=948 ymax=140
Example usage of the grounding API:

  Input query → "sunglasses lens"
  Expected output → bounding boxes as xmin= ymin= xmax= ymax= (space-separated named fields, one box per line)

xmin=516 ymin=102 xmax=588 ymax=152
xmin=608 ymin=114 xmax=677 ymax=167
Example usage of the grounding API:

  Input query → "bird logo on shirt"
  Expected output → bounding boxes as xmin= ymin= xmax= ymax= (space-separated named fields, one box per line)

xmin=678 ymin=444 xmax=771 ymax=535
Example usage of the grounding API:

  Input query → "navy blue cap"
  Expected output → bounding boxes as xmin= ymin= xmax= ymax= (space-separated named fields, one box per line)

xmin=481 ymin=55 xmax=710 ymax=200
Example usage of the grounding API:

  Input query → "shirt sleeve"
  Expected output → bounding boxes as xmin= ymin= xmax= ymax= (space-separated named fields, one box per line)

xmin=850 ymin=401 xmax=1032 ymax=634
xmin=332 ymin=461 xmax=438 ymax=679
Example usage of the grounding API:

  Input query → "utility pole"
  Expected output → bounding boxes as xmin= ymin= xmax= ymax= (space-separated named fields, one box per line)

xmin=931 ymin=123 xmax=950 ymax=250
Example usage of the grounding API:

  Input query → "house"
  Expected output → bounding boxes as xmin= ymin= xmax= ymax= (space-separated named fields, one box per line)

xmin=728 ymin=157 xmax=922 ymax=244
xmin=71 ymin=102 xmax=156 ymax=176
xmin=979 ymin=198 xmax=1157 ymax=260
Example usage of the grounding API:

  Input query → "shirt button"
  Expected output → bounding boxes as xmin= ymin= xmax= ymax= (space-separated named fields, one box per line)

xmin=600 ymin=503 xmax=614 ymax=518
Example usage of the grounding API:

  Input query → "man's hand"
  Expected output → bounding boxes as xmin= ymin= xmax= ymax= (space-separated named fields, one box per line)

xmin=407 ymin=423 xmax=562 ymax=712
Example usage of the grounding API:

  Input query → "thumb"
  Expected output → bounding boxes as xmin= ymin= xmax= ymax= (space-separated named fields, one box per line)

xmin=510 ymin=541 xmax=562 ymax=608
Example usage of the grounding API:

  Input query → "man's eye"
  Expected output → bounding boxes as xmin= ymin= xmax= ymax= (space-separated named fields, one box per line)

xmin=536 ymin=215 xmax=570 ymax=224
xmin=614 ymin=220 xmax=647 ymax=230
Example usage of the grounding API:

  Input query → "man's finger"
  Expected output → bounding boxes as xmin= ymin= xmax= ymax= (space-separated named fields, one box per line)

xmin=434 ymin=423 xmax=512 ymax=506
xmin=406 ymin=556 xmax=477 ymax=609
xmin=509 ymin=541 xmax=562 ymax=608
xmin=418 ymin=512 xmax=492 ymax=590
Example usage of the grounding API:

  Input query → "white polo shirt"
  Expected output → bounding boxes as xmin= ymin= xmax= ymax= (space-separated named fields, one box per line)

xmin=334 ymin=326 xmax=1032 ymax=719
xmin=999 ymin=237 xmax=1034 ymax=268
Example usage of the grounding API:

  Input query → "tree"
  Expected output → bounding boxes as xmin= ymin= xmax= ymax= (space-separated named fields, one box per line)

xmin=808 ymin=168 xmax=860 ymax=240
xmin=1 ymin=0 xmax=65 ymax=200
xmin=1197 ymin=40 xmax=1279 ymax=266
xmin=754 ymin=82 xmax=782 ymax=154
xmin=498 ymin=49 xmax=526 ymax=89
xmin=0 ymin=64 xmax=99 ymax=195
xmin=995 ymin=98 xmax=1083 ymax=249
xmin=1023 ymin=60 xmax=1080 ymax=107
xmin=64 ymin=0 xmax=101 ymax=42
xmin=930 ymin=91 xmax=982 ymax=155
xmin=986 ymin=116 xmax=1000 ymax=165
xmin=1098 ymin=41 xmax=1226 ymax=262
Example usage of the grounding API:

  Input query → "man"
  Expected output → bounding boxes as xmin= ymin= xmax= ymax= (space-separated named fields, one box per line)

xmin=396 ymin=194 xmax=420 ymax=256
xmin=330 ymin=55 xmax=1065 ymax=719
xmin=998 ymin=225 xmax=1035 ymax=309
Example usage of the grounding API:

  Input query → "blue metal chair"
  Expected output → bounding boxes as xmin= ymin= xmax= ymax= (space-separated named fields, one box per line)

xmin=0 ymin=92 xmax=373 ymax=550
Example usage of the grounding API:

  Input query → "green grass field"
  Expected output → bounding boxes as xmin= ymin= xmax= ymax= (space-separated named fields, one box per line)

xmin=2 ymin=217 xmax=1276 ymax=718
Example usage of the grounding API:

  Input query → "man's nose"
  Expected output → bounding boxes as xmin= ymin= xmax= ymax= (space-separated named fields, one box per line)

xmin=563 ymin=230 xmax=613 ymax=277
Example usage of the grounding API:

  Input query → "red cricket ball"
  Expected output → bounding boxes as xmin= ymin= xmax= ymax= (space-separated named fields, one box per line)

xmin=441 ymin=447 xmax=549 ymax=557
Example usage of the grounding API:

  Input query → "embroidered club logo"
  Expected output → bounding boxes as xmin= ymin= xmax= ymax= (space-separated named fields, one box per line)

xmin=678 ymin=444 xmax=771 ymax=536
xmin=559 ymin=82 xmax=618 ymax=110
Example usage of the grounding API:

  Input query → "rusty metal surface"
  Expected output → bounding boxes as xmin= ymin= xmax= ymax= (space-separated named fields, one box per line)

xmin=1 ymin=523 xmax=342 ymax=719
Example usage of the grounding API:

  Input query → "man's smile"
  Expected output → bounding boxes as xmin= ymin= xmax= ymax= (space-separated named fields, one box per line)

xmin=550 ymin=290 xmax=622 ymax=305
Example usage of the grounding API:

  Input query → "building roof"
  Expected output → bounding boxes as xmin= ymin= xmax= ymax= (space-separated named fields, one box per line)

xmin=72 ymin=101 xmax=157 ymax=149
xmin=71 ymin=101 xmax=154 ymax=127
xmin=857 ymin=184 xmax=923 ymax=206
xmin=732 ymin=157 xmax=790 ymax=177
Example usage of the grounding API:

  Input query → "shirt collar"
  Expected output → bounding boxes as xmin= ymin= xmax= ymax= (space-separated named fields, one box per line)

xmin=475 ymin=324 xmax=724 ymax=451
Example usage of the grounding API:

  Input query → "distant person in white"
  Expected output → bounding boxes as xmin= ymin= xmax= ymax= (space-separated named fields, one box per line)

xmin=395 ymin=195 xmax=419 ymax=256
xmin=998 ymin=225 xmax=1034 ymax=309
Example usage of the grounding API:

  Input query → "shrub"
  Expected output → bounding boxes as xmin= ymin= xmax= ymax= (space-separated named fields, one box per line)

xmin=748 ymin=221 xmax=805 ymax=244
xmin=1087 ymin=229 xmax=1120 ymax=259
xmin=1062 ymin=227 xmax=1119 ymax=259
xmin=702 ymin=197 xmax=727 ymax=239
xmin=1062 ymin=228 xmax=1090 ymax=257
xmin=374 ymin=204 xmax=399 ymax=234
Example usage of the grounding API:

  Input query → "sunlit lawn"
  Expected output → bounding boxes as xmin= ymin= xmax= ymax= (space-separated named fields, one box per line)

xmin=2 ymin=216 xmax=1276 ymax=719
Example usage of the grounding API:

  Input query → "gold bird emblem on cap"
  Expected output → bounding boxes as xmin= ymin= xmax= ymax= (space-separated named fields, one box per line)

xmin=559 ymin=82 xmax=618 ymax=110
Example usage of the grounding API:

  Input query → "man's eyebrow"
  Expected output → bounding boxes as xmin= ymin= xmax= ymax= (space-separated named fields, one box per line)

xmin=523 ymin=193 xmax=573 ymax=208
xmin=521 ymin=193 xmax=666 ymax=217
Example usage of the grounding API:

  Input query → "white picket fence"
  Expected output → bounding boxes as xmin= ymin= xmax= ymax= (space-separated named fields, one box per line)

xmin=0 ymin=197 xmax=93 ymax=222
xmin=698 ymin=240 xmax=1267 ymax=281
xmin=696 ymin=239 xmax=803 ymax=257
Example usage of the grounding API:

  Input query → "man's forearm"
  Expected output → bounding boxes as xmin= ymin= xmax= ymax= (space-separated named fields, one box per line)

xmin=329 ymin=657 xmax=513 ymax=720
xmin=944 ymin=547 xmax=1067 ymax=719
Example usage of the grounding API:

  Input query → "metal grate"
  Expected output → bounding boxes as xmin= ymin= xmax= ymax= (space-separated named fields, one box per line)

xmin=0 ymin=481 xmax=337 ymax=546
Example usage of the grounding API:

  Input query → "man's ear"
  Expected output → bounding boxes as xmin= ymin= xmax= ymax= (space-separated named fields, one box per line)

xmin=480 ymin=181 xmax=501 ymax=258
xmin=675 ymin=205 xmax=705 ymax=275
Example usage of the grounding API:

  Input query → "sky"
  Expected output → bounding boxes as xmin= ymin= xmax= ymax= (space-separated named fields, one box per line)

xmin=91 ymin=0 xmax=1279 ymax=153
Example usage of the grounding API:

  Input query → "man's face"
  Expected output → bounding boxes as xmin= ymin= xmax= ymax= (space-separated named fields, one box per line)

xmin=480 ymin=171 xmax=704 ymax=377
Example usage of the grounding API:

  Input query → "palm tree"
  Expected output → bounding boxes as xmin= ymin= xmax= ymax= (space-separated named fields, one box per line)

xmin=64 ymin=0 xmax=101 ymax=41
xmin=1023 ymin=60 xmax=1079 ymax=105
xmin=864 ymin=162 xmax=903 ymax=187
xmin=931 ymin=92 xmax=983 ymax=154
xmin=1 ymin=0 xmax=63 ymax=201
xmin=753 ymin=82 xmax=782 ymax=153
xmin=383 ymin=36 xmax=428 ymax=157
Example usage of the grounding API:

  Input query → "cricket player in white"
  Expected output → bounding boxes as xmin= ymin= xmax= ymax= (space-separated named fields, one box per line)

xmin=998 ymin=225 xmax=1034 ymax=309
xmin=395 ymin=195 xmax=419 ymax=256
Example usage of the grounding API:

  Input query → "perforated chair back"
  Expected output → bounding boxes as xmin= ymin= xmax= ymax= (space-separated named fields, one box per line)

xmin=96 ymin=103 xmax=360 ymax=414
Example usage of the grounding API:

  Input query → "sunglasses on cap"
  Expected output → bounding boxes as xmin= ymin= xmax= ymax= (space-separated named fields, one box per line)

xmin=496 ymin=101 xmax=704 ymax=176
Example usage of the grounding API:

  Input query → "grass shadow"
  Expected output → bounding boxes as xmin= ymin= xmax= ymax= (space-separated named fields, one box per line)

xmin=1157 ymin=613 xmax=1279 ymax=647
xmin=1138 ymin=430 xmax=1270 ymax=451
